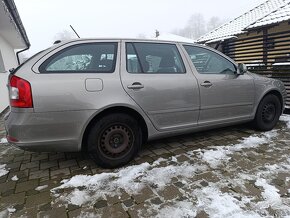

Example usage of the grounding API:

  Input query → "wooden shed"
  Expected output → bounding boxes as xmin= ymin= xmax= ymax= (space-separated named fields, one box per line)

xmin=198 ymin=0 xmax=290 ymax=108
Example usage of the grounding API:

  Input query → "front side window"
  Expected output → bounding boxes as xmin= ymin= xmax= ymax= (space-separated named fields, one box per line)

xmin=184 ymin=45 xmax=236 ymax=74
xmin=126 ymin=43 xmax=186 ymax=74
xmin=40 ymin=43 xmax=117 ymax=73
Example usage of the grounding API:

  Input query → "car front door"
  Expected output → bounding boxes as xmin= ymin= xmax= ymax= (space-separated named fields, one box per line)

xmin=182 ymin=45 xmax=255 ymax=126
xmin=120 ymin=41 xmax=200 ymax=131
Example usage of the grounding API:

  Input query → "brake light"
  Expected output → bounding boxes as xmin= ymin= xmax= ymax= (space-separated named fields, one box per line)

xmin=9 ymin=75 xmax=33 ymax=108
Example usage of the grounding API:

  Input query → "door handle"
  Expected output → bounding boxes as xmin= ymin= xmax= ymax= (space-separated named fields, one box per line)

xmin=200 ymin=81 xmax=212 ymax=87
xmin=127 ymin=82 xmax=144 ymax=90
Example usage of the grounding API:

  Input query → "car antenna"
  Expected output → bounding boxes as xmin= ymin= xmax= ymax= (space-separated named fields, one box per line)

xmin=70 ymin=25 xmax=80 ymax=38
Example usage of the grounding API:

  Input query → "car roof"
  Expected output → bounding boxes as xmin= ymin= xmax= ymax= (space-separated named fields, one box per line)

xmin=54 ymin=38 xmax=197 ymax=45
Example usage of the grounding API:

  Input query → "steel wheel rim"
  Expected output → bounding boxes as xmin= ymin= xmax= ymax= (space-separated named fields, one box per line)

xmin=262 ymin=103 xmax=276 ymax=123
xmin=99 ymin=123 xmax=134 ymax=159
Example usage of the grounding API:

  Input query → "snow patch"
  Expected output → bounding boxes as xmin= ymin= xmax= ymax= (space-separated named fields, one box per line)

xmin=0 ymin=209 xmax=8 ymax=218
xmin=0 ymin=138 xmax=7 ymax=144
xmin=52 ymin=160 xmax=204 ymax=206
xmin=7 ymin=207 xmax=16 ymax=213
xmin=195 ymin=187 xmax=261 ymax=218
xmin=35 ymin=185 xmax=48 ymax=191
xmin=201 ymin=148 xmax=231 ymax=168
xmin=280 ymin=115 xmax=290 ymax=128
xmin=67 ymin=189 xmax=92 ymax=206
xmin=255 ymin=178 xmax=282 ymax=208
xmin=11 ymin=175 xmax=18 ymax=181
xmin=0 ymin=164 xmax=9 ymax=177
xmin=155 ymin=201 xmax=197 ymax=218
xmin=76 ymin=211 xmax=100 ymax=218
xmin=200 ymin=131 xmax=277 ymax=168
xmin=0 ymin=207 xmax=16 ymax=218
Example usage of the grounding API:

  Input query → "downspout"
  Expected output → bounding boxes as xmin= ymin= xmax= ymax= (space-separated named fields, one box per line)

xmin=3 ymin=0 xmax=30 ymax=65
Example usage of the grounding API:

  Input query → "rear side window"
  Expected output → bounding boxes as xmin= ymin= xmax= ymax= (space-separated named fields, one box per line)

xmin=183 ymin=45 xmax=236 ymax=74
xmin=39 ymin=43 xmax=117 ymax=73
xmin=126 ymin=42 xmax=186 ymax=74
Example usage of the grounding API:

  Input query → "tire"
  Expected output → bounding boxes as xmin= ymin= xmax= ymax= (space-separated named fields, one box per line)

xmin=253 ymin=94 xmax=281 ymax=131
xmin=87 ymin=113 xmax=142 ymax=168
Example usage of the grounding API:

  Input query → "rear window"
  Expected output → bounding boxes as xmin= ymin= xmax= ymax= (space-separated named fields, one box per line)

xmin=39 ymin=43 xmax=117 ymax=73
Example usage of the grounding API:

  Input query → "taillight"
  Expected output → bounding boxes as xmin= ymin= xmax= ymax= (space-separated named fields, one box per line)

xmin=9 ymin=75 xmax=33 ymax=108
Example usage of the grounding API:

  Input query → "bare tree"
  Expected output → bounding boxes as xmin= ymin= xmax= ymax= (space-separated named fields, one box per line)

xmin=172 ymin=13 xmax=206 ymax=40
xmin=171 ymin=13 xmax=226 ymax=40
xmin=207 ymin=16 xmax=225 ymax=32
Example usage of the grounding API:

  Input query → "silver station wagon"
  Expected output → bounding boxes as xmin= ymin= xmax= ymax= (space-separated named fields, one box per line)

xmin=4 ymin=38 xmax=286 ymax=168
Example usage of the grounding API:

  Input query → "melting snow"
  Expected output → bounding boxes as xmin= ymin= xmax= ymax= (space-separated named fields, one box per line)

xmin=195 ymin=187 xmax=260 ymax=218
xmin=35 ymin=185 xmax=48 ymax=191
xmin=0 ymin=138 xmax=7 ymax=144
xmin=255 ymin=178 xmax=281 ymax=208
xmin=7 ymin=207 xmax=15 ymax=213
xmin=155 ymin=201 xmax=197 ymax=218
xmin=199 ymin=131 xmax=277 ymax=168
xmin=0 ymin=164 xmax=9 ymax=177
xmin=0 ymin=207 xmax=16 ymax=218
xmin=11 ymin=175 xmax=18 ymax=181
xmin=52 ymin=161 xmax=205 ymax=206
xmin=50 ymin=115 xmax=290 ymax=216
xmin=280 ymin=115 xmax=290 ymax=128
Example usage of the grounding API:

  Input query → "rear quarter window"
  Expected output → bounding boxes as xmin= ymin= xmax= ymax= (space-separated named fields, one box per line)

xmin=39 ymin=43 xmax=118 ymax=73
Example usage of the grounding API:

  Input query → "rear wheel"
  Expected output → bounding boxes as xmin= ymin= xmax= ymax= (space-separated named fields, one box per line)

xmin=253 ymin=94 xmax=281 ymax=131
xmin=87 ymin=113 xmax=142 ymax=168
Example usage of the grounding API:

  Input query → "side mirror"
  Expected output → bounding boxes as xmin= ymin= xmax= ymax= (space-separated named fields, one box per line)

xmin=237 ymin=63 xmax=247 ymax=75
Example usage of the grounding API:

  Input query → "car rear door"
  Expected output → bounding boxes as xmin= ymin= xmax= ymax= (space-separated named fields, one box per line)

xmin=120 ymin=41 xmax=200 ymax=131
xmin=182 ymin=44 xmax=255 ymax=126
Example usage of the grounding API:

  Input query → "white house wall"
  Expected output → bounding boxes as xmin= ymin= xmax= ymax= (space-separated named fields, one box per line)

xmin=0 ymin=35 xmax=18 ymax=112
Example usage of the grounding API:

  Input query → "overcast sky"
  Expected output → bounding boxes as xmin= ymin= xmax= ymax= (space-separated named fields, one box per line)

xmin=15 ymin=0 xmax=266 ymax=55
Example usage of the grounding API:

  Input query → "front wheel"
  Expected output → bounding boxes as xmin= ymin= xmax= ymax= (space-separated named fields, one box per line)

xmin=253 ymin=94 xmax=281 ymax=131
xmin=87 ymin=113 xmax=142 ymax=168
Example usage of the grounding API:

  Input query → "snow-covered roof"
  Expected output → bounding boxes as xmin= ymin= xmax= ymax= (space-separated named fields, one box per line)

xmin=247 ymin=2 xmax=290 ymax=29
xmin=155 ymin=33 xmax=195 ymax=44
xmin=198 ymin=0 xmax=290 ymax=43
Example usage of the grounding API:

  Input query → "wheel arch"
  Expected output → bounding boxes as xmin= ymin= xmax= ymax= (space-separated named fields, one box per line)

xmin=255 ymin=89 xmax=284 ymax=116
xmin=81 ymin=106 xmax=149 ymax=151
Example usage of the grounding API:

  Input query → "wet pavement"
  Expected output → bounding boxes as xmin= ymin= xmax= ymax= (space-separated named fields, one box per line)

xmin=0 ymin=111 xmax=289 ymax=217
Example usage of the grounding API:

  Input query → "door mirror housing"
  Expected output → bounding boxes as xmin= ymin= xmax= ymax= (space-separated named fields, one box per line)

xmin=237 ymin=63 xmax=247 ymax=75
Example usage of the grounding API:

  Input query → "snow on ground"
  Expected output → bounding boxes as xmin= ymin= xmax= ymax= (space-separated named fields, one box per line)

xmin=0 ymin=207 xmax=16 ymax=218
xmin=280 ymin=115 xmax=290 ymax=128
xmin=154 ymin=201 xmax=197 ymax=218
xmin=0 ymin=138 xmax=7 ymax=144
xmin=0 ymin=164 xmax=8 ymax=177
xmin=198 ymin=131 xmax=277 ymax=168
xmin=11 ymin=175 xmax=18 ymax=181
xmin=194 ymin=187 xmax=260 ymax=218
xmin=35 ymin=185 xmax=48 ymax=191
xmin=52 ymin=160 xmax=207 ymax=206
xmin=51 ymin=115 xmax=290 ymax=217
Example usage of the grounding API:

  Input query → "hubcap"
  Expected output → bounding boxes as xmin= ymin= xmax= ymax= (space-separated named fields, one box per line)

xmin=99 ymin=124 xmax=134 ymax=159
xmin=262 ymin=103 xmax=276 ymax=123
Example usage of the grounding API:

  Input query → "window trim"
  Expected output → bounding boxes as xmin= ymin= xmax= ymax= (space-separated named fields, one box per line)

xmin=183 ymin=44 xmax=237 ymax=75
xmin=39 ymin=42 xmax=118 ymax=74
xmin=125 ymin=42 xmax=186 ymax=74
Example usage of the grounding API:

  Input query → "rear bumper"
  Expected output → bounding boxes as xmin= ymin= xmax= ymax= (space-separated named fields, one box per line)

xmin=4 ymin=110 xmax=95 ymax=152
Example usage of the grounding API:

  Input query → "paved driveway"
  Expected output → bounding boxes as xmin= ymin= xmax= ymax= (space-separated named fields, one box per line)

xmin=0 ymin=112 xmax=289 ymax=217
